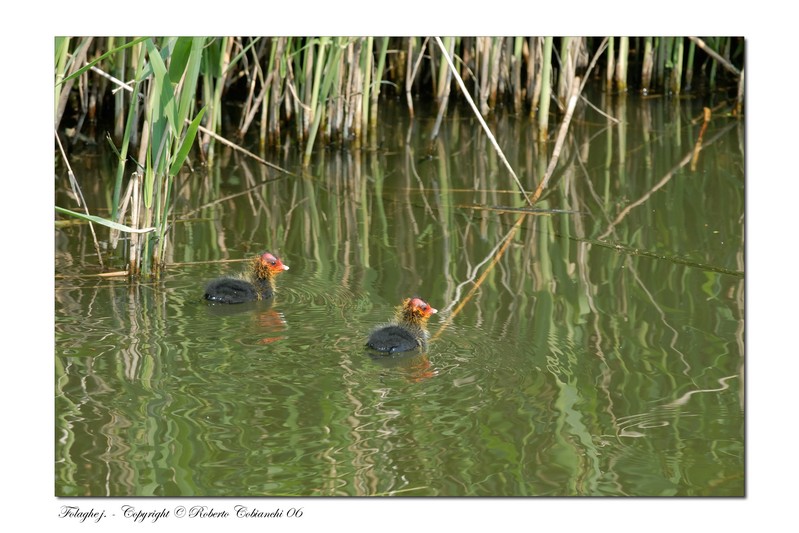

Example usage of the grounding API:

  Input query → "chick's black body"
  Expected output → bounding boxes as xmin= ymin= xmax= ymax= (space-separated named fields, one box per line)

xmin=366 ymin=297 xmax=437 ymax=354
xmin=203 ymin=252 xmax=288 ymax=304
xmin=366 ymin=324 xmax=424 ymax=353
xmin=204 ymin=278 xmax=265 ymax=304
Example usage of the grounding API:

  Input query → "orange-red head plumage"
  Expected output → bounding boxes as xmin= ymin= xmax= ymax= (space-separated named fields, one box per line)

xmin=398 ymin=297 xmax=437 ymax=325
xmin=253 ymin=252 xmax=289 ymax=280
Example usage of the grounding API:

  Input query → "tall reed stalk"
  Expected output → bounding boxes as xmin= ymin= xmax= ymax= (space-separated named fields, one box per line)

xmin=488 ymin=37 xmax=502 ymax=110
xmin=615 ymin=36 xmax=629 ymax=91
xmin=605 ymin=37 xmax=615 ymax=91
xmin=512 ymin=37 xmax=524 ymax=112
xmin=641 ymin=37 xmax=654 ymax=93
xmin=527 ymin=37 xmax=543 ymax=119
xmin=370 ymin=37 xmax=389 ymax=129
xmin=670 ymin=37 xmax=684 ymax=94
xmin=557 ymin=36 xmax=572 ymax=108
xmin=537 ymin=37 xmax=554 ymax=141
xmin=685 ymin=38 xmax=696 ymax=90
xmin=431 ymin=36 xmax=455 ymax=141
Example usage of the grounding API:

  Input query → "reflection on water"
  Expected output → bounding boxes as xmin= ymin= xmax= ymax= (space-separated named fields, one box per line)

xmin=55 ymin=95 xmax=744 ymax=496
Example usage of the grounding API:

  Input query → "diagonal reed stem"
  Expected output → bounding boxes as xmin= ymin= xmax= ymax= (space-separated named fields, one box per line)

xmin=431 ymin=215 xmax=526 ymax=342
xmin=530 ymin=76 xmax=582 ymax=204
xmin=194 ymin=123 xmax=295 ymax=176
xmin=433 ymin=36 xmax=532 ymax=207
xmin=55 ymin=130 xmax=105 ymax=270
xmin=598 ymin=120 xmax=737 ymax=241
xmin=688 ymin=36 xmax=741 ymax=77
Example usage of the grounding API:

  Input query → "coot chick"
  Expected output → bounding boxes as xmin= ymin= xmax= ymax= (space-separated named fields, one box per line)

xmin=204 ymin=252 xmax=289 ymax=304
xmin=366 ymin=297 xmax=437 ymax=354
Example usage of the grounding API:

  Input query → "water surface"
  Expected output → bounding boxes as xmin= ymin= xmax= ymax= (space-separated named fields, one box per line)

xmin=55 ymin=95 xmax=744 ymax=496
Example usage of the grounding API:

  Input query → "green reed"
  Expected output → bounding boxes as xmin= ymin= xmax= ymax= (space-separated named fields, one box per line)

xmin=670 ymin=37 xmax=685 ymax=94
xmin=56 ymin=36 xmax=745 ymax=160
xmin=57 ymin=37 xmax=745 ymax=143
xmin=55 ymin=36 xmax=745 ymax=277
xmin=605 ymin=37 xmax=615 ymax=90
xmin=641 ymin=37 xmax=654 ymax=92
xmin=56 ymin=37 xmax=206 ymax=278
xmin=616 ymin=36 xmax=629 ymax=91
xmin=537 ymin=37 xmax=553 ymax=141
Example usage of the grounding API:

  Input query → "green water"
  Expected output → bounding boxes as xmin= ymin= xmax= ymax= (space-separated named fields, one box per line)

xmin=55 ymin=95 xmax=744 ymax=496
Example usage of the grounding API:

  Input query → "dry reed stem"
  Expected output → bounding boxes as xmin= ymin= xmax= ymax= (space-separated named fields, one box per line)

xmin=528 ymin=37 xmax=543 ymax=117
xmin=615 ymin=37 xmax=629 ymax=91
xmin=688 ymin=37 xmax=742 ymax=77
xmin=691 ymin=107 xmax=712 ymax=170
xmin=488 ymin=37 xmax=502 ymax=110
xmin=599 ymin=121 xmax=737 ymax=241
xmin=575 ymin=38 xmax=619 ymax=123
xmin=55 ymin=37 xmax=94 ymax=127
xmin=110 ymin=174 xmax=135 ymax=250
xmin=433 ymin=36 xmax=532 ymax=207
xmin=180 ymin=173 xmax=289 ymax=219
xmin=89 ymin=65 xmax=133 ymax=95
xmin=431 ymin=37 xmax=454 ymax=141
xmin=55 ymin=130 xmax=105 ymax=270
xmin=194 ymin=122 xmax=294 ymax=176
xmin=406 ymin=37 xmax=429 ymax=118
xmin=239 ymin=70 xmax=272 ymax=138
xmin=605 ymin=37 xmax=615 ymax=89
xmin=736 ymin=69 xmax=745 ymax=116
xmin=129 ymin=171 xmax=141 ymax=275
xmin=431 ymin=215 xmax=526 ymax=341
xmin=478 ymin=37 xmax=491 ymax=115
xmin=642 ymin=38 xmax=654 ymax=91
xmin=427 ymin=36 xmax=546 ymax=334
